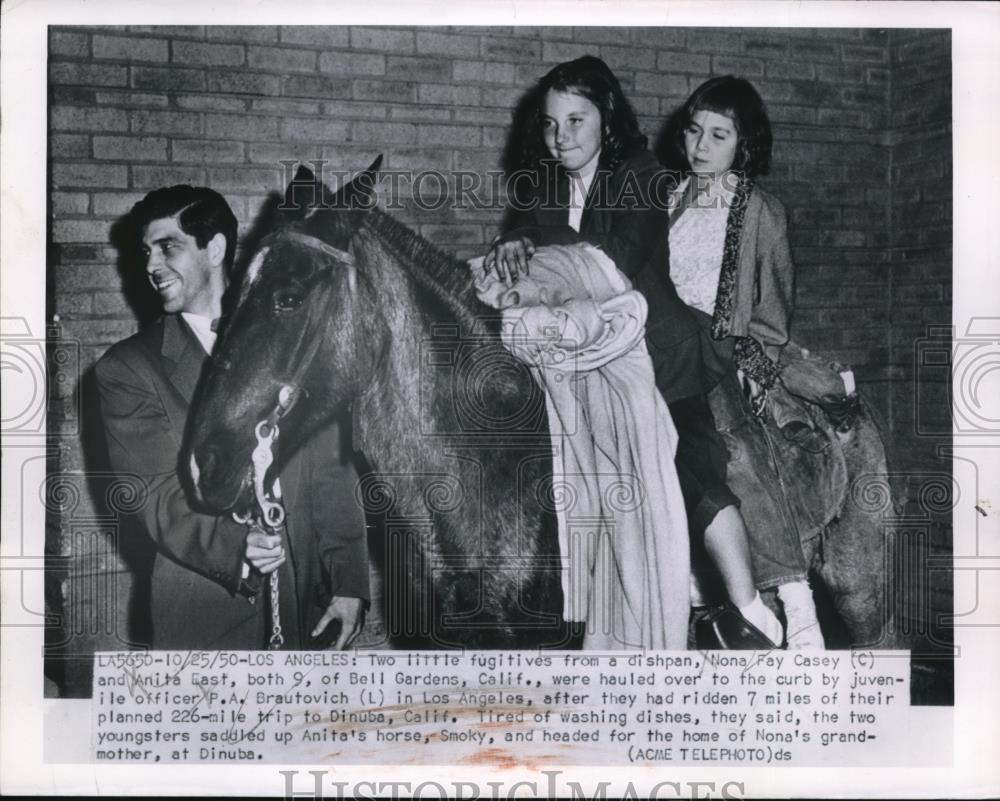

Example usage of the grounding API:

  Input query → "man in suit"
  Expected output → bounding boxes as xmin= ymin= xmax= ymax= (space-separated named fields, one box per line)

xmin=96 ymin=185 xmax=367 ymax=650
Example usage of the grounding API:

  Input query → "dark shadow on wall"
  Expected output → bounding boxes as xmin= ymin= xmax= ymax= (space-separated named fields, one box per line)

xmin=497 ymin=83 xmax=544 ymax=234
xmin=45 ymin=364 xmax=157 ymax=700
xmin=652 ymin=104 xmax=689 ymax=174
xmin=109 ymin=213 xmax=161 ymax=329
xmin=46 ymin=203 xmax=161 ymax=698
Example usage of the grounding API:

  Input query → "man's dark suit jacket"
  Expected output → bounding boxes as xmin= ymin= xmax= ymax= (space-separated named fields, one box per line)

xmin=95 ymin=313 xmax=368 ymax=649
xmin=505 ymin=149 xmax=711 ymax=403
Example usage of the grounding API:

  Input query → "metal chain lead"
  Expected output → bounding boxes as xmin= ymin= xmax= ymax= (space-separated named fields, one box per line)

xmin=233 ymin=418 xmax=288 ymax=650
xmin=268 ymin=570 xmax=283 ymax=649
xmin=231 ymin=382 xmax=302 ymax=650
xmin=251 ymin=421 xmax=285 ymax=528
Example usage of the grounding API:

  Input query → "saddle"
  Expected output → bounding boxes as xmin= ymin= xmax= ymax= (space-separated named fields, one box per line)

xmin=708 ymin=348 xmax=852 ymax=554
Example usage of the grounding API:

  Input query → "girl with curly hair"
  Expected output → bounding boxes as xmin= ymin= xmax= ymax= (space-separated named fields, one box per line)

xmin=486 ymin=57 xmax=788 ymax=649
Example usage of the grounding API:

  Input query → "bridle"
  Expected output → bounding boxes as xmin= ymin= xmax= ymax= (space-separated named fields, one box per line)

xmin=230 ymin=229 xmax=357 ymax=649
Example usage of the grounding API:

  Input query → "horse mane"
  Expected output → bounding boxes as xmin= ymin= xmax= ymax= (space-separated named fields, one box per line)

xmin=360 ymin=207 xmax=496 ymax=334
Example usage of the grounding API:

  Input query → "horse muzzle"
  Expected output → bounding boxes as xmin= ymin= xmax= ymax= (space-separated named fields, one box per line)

xmin=188 ymin=444 xmax=252 ymax=513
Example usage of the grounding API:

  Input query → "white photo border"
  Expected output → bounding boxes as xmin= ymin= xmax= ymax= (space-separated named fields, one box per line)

xmin=3 ymin=1 xmax=999 ymax=797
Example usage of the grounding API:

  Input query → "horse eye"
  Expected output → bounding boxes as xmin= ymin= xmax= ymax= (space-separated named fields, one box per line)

xmin=273 ymin=292 xmax=303 ymax=313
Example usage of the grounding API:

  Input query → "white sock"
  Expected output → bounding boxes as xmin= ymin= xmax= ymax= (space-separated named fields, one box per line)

xmin=738 ymin=592 xmax=784 ymax=647
xmin=778 ymin=580 xmax=825 ymax=649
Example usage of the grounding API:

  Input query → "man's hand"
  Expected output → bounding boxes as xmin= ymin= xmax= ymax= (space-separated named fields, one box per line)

xmin=245 ymin=523 xmax=286 ymax=574
xmin=311 ymin=596 xmax=364 ymax=650
xmin=483 ymin=235 xmax=535 ymax=285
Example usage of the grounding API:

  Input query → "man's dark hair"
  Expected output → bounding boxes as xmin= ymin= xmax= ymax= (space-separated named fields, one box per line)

xmin=674 ymin=75 xmax=773 ymax=178
xmin=130 ymin=185 xmax=239 ymax=270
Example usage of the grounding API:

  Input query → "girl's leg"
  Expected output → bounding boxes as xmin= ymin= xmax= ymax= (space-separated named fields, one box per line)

xmin=713 ymin=371 xmax=826 ymax=649
xmin=703 ymin=504 xmax=783 ymax=646
xmin=668 ymin=393 xmax=784 ymax=646
xmin=703 ymin=504 xmax=755 ymax=605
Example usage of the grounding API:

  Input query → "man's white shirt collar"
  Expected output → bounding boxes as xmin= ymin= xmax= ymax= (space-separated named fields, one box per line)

xmin=181 ymin=312 xmax=217 ymax=355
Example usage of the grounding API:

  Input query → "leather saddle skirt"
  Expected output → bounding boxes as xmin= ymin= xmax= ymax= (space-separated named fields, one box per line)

xmin=709 ymin=369 xmax=848 ymax=554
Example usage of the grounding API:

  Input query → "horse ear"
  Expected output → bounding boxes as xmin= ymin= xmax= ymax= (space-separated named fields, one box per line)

xmin=282 ymin=165 xmax=325 ymax=219
xmin=328 ymin=154 xmax=383 ymax=214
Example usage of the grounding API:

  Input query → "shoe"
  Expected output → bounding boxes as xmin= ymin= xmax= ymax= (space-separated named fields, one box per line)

xmin=695 ymin=604 xmax=785 ymax=650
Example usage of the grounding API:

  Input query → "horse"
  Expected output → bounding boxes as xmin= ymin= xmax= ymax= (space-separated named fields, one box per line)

xmin=186 ymin=159 xmax=568 ymax=649
xmin=706 ymin=347 xmax=902 ymax=649
xmin=187 ymin=158 xmax=899 ymax=650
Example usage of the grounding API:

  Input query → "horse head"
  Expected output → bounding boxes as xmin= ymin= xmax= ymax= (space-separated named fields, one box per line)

xmin=186 ymin=157 xmax=386 ymax=513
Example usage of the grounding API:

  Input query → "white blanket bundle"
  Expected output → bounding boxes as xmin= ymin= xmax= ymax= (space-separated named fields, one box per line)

xmin=469 ymin=244 xmax=690 ymax=649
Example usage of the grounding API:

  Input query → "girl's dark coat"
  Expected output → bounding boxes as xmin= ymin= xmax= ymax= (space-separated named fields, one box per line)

xmin=504 ymin=149 xmax=709 ymax=403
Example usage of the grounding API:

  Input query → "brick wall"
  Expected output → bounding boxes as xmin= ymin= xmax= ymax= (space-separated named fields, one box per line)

xmin=45 ymin=26 xmax=951 ymax=692
xmin=887 ymin=30 xmax=952 ymax=469
xmin=48 ymin=25 xmax=904 ymax=422
xmin=885 ymin=30 xmax=953 ymax=669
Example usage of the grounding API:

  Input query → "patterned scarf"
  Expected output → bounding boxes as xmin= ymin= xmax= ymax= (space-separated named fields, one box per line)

xmin=710 ymin=176 xmax=780 ymax=398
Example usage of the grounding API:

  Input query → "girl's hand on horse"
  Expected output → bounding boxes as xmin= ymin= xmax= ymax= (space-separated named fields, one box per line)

xmin=245 ymin=524 xmax=286 ymax=574
xmin=484 ymin=234 xmax=535 ymax=284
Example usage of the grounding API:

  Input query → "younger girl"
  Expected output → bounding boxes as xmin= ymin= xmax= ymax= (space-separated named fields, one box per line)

xmin=667 ymin=75 xmax=824 ymax=648
xmin=486 ymin=56 xmax=785 ymax=649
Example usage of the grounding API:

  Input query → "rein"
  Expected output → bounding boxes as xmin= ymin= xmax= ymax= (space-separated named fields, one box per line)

xmin=231 ymin=229 xmax=356 ymax=650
